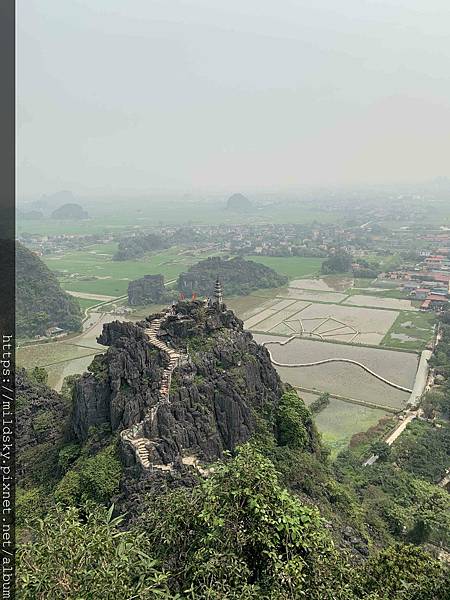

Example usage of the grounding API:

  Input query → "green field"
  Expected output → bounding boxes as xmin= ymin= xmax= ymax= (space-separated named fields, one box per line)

xmin=245 ymin=256 xmax=323 ymax=279
xmin=17 ymin=199 xmax=343 ymax=236
xmin=381 ymin=310 xmax=435 ymax=351
xmin=17 ymin=341 xmax=99 ymax=370
xmin=76 ymin=298 xmax=103 ymax=311
xmin=42 ymin=246 xmax=323 ymax=298
xmin=312 ymin=399 xmax=388 ymax=458
xmin=43 ymin=246 xmax=219 ymax=297
xmin=17 ymin=347 xmax=100 ymax=390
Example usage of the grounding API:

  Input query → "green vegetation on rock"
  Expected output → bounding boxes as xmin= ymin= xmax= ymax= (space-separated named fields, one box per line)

xmin=113 ymin=232 xmax=168 ymax=260
xmin=321 ymin=250 xmax=353 ymax=275
xmin=178 ymin=256 xmax=288 ymax=297
xmin=16 ymin=242 xmax=82 ymax=337
xmin=17 ymin=505 xmax=170 ymax=600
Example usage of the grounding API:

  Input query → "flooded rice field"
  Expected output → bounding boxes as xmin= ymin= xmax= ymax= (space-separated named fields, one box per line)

xmin=245 ymin=298 xmax=400 ymax=345
xmin=284 ymin=289 xmax=348 ymax=303
xmin=344 ymin=295 xmax=418 ymax=311
xmin=253 ymin=334 xmax=417 ymax=408
xmin=289 ymin=276 xmax=353 ymax=292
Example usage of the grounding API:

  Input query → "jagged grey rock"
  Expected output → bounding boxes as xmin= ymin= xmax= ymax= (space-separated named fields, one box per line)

xmin=71 ymin=301 xmax=284 ymax=471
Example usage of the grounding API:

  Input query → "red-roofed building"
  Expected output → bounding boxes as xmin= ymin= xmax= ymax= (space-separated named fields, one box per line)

xmin=420 ymin=294 xmax=448 ymax=311
xmin=429 ymin=274 xmax=450 ymax=289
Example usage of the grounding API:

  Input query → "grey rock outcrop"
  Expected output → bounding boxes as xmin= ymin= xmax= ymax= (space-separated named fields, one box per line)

xmin=71 ymin=320 xmax=166 ymax=441
xmin=70 ymin=301 xmax=284 ymax=470
xmin=16 ymin=369 xmax=70 ymax=485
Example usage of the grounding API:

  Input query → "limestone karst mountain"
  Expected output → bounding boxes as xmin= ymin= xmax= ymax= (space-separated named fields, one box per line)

xmin=177 ymin=256 xmax=288 ymax=297
xmin=51 ymin=203 xmax=89 ymax=219
xmin=16 ymin=242 xmax=82 ymax=337
xmin=226 ymin=192 xmax=252 ymax=211
xmin=71 ymin=299 xmax=286 ymax=470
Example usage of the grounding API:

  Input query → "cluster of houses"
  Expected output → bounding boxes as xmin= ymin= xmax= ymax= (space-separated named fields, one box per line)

xmin=381 ymin=253 xmax=450 ymax=312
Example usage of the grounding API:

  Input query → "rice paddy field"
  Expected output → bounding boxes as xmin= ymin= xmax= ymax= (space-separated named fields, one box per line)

xmin=312 ymin=399 xmax=388 ymax=457
xmin=244 ymin=256 xmax=324 ymax=279
xmin=252 ymin=334 xmax=416 ymax=410
xmin=43 ymin=245 xmax=218 ymax=297
xmin=381 ymin=310 xmax=436 ymax=351
xmin=238 ymin=274 xmax=433 ymax=349
xmin=231 ymin=270 xmax=431 ymax=456
xmin=290 ymin=276 xmax=353 ymax=292
xmin=343 ymin=294 xmax=418 ymax=311
xmin=16 ymin=312 xmax=136 ymax=390
xmin=245 ymin=296 xmax=400 ymax=345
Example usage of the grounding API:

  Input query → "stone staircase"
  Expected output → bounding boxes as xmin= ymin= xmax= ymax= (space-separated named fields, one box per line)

xmin=120 ymin=311 xmax=182 ymax=470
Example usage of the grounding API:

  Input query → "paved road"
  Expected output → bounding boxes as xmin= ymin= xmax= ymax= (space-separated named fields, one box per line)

xmin=408 ymin=350 xmax=433 ymax=407
xmin=363 ymin=410 xmax=421 ymax=466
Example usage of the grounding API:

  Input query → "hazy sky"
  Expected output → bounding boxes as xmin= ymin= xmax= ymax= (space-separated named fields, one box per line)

xmin=17 ymin=0 xmax=450 ymax=197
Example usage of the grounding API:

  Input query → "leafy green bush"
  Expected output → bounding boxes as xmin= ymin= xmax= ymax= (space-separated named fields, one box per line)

xmin=309 ymin=392 xmax=330 ymax=415
xmin=54 ymin=443 xmax=122 ymax=507
xmin=54 ymin=470 xmax=82 ymax=506
xmin=17 ymin=505 xmax=170 ymax=599
xmin=16 ymin=486 xmax=46 ymax=529
xmin=58 ymin=443 xmax=81 ymax=472
xmin=139 ymin=444 xmax=354 ymax=599
xmin=30 ymin=366 xmax=48 ymax=385
xmin=363 ymin=543 xmax=450 ymax=600
xmin=370 ymin=441 xmax=391 ymax=462
xmin=275 ymin=391 xmax=313 ymax=450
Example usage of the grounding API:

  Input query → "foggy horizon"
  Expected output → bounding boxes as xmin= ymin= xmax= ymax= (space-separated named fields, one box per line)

xmin=17 ymin=0 xmax=450 ymax=198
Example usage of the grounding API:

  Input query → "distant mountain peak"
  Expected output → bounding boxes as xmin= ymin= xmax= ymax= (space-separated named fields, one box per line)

xmin=226 ymin=193 xmax=252 ymax=211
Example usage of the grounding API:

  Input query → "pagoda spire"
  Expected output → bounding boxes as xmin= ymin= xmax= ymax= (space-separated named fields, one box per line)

xmin=214 ymin=277 xmax=223 ymax=307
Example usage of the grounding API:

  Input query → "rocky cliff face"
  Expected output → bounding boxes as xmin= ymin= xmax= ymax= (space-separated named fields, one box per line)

xmin=16 ymin=369 xmax=70 ymax=486
xmin=71 ymin=320 xmax=166 ymax=441
xmin=71 ymin=301 xmax=284 ymax=469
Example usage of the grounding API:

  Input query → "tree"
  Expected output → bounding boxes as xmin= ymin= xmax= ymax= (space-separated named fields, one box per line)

xmin=370 ymin=441 xmax=391 ymax=462
xmin=321 ymin=251 xmax=353 ymax=274
xmin=309 ymin=392 xmax=330 ymax=415
xmin=30 ymin=366 xmax=48 ymax=385
xmin=276 ymin=391 xmax=312 ymax=449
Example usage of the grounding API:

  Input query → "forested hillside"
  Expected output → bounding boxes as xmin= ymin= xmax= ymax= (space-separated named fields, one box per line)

xmin=16 ymin=242 xmax=82 ymax=337
xmin=113 ymin=233 xmax=168 ymax=260
xmin=178 ymin=256 xmax=288 ymax=296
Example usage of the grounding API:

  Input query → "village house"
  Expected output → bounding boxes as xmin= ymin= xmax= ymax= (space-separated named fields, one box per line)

xmin=420 ymin=294 xmax=449 ymax=312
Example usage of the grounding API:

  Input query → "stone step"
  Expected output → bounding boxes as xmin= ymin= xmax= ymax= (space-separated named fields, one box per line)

xmin=121 ymin=316 xmax=188 ymax=469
